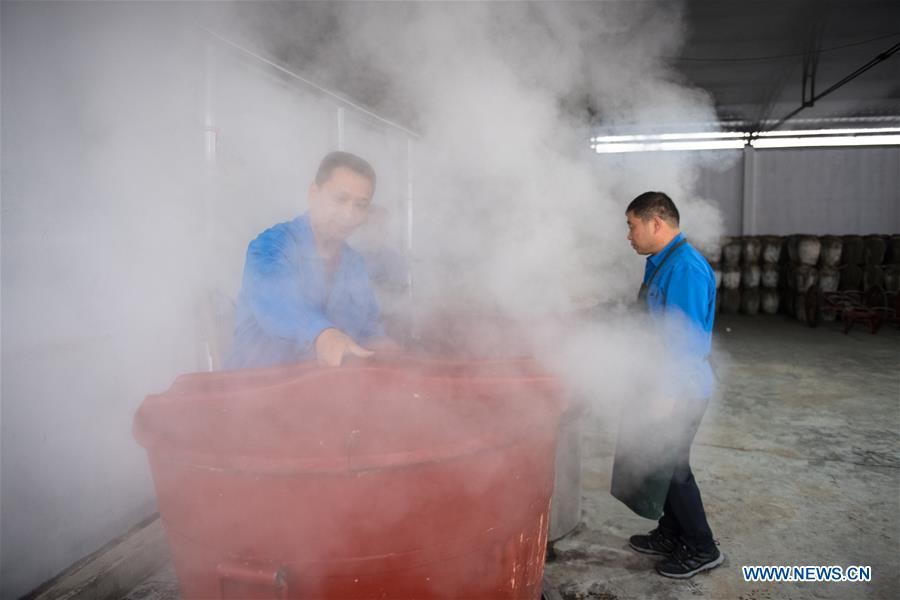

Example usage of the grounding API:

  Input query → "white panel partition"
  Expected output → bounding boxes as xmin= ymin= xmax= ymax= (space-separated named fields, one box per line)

xmin=750 ymin=146 xmax=900 ymax=235
xmin=693 ymin=149 xmax=745 ymax=236
xmin=599 ymin=145 xmax=900 ymax=237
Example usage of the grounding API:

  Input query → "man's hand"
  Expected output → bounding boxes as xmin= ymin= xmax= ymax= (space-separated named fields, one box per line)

xmin=314 ymin=328 xmax=374 ymax=367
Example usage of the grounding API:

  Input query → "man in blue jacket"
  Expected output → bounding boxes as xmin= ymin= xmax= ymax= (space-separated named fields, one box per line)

xmin=226 ymin=152 xmax=388 ymax=369
xmin=620 ymin=191 xmax=723 ymax=578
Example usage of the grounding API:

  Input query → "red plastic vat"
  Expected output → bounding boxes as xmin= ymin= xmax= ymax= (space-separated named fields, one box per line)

xmin=134 ymin=358 xmax=565 ymax=599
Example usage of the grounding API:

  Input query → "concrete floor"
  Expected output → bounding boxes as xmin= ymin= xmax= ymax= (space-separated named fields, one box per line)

xmin=128 ymin=314 xmax=899 ymax=599
xmin=544 ymin=314 xmax=900 ymax=600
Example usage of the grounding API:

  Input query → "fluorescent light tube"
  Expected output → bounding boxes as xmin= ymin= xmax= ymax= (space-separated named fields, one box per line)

xmin=755 ymin=127 xmax=900 ymax=138
xmin=592 ymin=132 xmax=747 ymax=143
xmin=750 ymin=135 xmax=900 ymax=148
xmin=592 ymin=140 xmax=747 ymax=153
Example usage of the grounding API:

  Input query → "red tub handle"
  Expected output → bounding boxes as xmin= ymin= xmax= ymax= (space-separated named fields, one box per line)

xmin=217 ymin=559 xmax=289 ymax=599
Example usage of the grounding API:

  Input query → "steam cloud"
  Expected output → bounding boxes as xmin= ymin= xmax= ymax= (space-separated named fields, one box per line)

xmin=232 ymin=1 xmax=726 ymax=315
xmin=221 ymin=1 xmax=727 ymax=408
xmin=2 ymin=2 xmax=731 ymax=595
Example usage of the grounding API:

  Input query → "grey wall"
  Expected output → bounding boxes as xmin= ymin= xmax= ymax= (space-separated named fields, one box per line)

xmin=748 ymin=146 xmax=900 ymax=235
xmin=0 ymin=4 xmax=412 ymax=598
xmin=1 ymin=7 xmax=201 ymax=597
xmin=665 ymin=146 xmax=900 ymax=237
xmin=693 ymin=149 xmax=745 ymax=236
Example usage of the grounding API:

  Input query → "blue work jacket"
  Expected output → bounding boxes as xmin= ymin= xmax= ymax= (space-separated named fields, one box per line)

xmin=642 ymin=232 xmax=717 ymax=399
xmin=225 ymin=214 xmax=384 ymax=370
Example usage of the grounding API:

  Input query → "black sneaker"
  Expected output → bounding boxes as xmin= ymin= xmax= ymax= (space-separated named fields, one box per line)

xmin=655 ymin=543 xmax=724 ymax=579
xmin=628 ymin=528 xmax=678 ymax=556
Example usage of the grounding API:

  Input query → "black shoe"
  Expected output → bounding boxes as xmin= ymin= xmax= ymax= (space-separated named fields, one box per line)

xmin=628 ymin=528 xmax=678 ymax=556
xmin=655 ymin=543 xmax=724 ymax=579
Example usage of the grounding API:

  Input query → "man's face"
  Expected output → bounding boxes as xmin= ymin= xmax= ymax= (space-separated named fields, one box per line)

xmin=352 ymin=206 xmax=389 ymax=253
xmin=626 ymin=211 xmax=658 ymax=255
xmin=308 ymin=166 xmax=373 ymax=245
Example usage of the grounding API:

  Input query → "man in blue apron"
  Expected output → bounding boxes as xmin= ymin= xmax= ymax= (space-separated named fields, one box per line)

xmin=611 ymin=191 xmax=723 ymax=578
xmin=225 ymin=152 xmax=389 ymax=369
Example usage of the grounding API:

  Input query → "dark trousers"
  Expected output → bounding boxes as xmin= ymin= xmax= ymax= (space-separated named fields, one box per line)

xmin=657 ymin=398 xmax=715 ymax=552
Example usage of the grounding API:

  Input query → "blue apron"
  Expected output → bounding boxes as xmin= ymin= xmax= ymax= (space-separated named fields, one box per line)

xmin=610 ymin=239 xmax=688 ymax=519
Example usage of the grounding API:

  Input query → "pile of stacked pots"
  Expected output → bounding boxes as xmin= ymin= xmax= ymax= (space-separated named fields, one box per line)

xmin=694 ymin=233 xmax=899 ymax=321
xmin=888 ymin=236 xmax=900 ymax=293
xmin=841 ymin=234 xmax=900 ymax=294
xmin=739 ymin=237 xmax=762 ymax=315
xmin=697 ymin=238 xmax=725 ymax=312
xmin=839 ymin=235 xmax=864 ymax=291
xmin=759 ymin=236 xmax=783 ymax=314
xmin=704 ymin=235 xmax=782 ymax=316
xmin=786 ymin=235 xmax=841 ymax=323
xmin=717 ymin=237 xmax=742 ymax=314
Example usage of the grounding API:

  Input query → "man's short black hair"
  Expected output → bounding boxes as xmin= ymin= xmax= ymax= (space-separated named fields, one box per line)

xmin=315 ymin=151 xmax=377 ymax=191
xmin=626 ymin=191 xmax=680 ymax=226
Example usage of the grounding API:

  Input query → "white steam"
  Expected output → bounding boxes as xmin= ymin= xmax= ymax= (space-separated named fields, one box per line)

xmin=233 ymin=2 xmax=725 ymax=313
xmin=2 ymin=2 xmax=730 ymax=595
xmin=230 ymin=1 xmax=727 ymax=410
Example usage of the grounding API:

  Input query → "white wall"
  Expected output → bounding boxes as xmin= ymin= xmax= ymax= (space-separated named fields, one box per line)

xmin=0 ymin=4 xmax=412 ymax=598
xmin=1 ymin=7 xmax=203 ymax=597
xmin=748 ymin=146 xmax=900 ymax=235
xmin=693 ymin=149 xmax=745 ymax=236
xmin=625 ymin=146 xmax=900 ymax=237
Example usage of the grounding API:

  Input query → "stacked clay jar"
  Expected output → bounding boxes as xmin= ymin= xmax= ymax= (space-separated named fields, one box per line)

xmin=695 ymin=233 xmax=898 ymax=320
xmin=758 ymin=236 xmax=783 ymax=315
